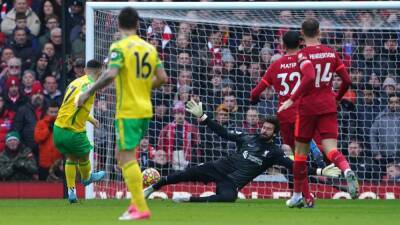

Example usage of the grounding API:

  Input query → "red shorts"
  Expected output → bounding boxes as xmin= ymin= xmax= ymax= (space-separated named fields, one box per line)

xmin=295 ymin=112 xmax=338 ymax=143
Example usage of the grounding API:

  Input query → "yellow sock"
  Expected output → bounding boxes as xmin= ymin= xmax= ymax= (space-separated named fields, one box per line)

xmin=78 ymin=160 xmax=91 ymax=181
xmin=122 ymin=160 xmax=149 ymax=212
xmin=65 ymin=160 xmax=77 ymax=189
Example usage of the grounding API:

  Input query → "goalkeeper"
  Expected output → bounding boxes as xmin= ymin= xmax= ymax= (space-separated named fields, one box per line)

xmin=144 ymin=100 xmax=340 ymax=203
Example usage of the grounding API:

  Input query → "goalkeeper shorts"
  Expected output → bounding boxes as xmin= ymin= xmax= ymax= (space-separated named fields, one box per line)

xmin=115 ymin=118 xmax=150 ymax=151
xmin=53 ymin=125 xmax=93 ymax=158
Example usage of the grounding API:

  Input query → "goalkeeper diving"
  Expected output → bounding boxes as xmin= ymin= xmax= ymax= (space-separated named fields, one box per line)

xmin=143 ymin=100 xmax=341 ymax=203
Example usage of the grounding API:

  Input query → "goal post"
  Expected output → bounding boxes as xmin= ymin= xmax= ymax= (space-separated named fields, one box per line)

xmin=85 ymin=1 xmax=400 ymax=200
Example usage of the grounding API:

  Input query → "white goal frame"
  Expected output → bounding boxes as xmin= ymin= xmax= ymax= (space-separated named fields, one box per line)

xmin=85 ymin=1 xmax=400 ymax=199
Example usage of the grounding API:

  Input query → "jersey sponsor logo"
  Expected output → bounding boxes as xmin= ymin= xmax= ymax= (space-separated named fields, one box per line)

xmin=263 ymin=150 xmax=270 ymax=157
xmin=242 ymin=151 xmax=263 ymax=165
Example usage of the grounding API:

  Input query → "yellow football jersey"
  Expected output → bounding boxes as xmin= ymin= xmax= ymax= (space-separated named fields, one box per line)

xmin=55 ymin=75 xmax=95 ymax=132
xmin=108 ymin=34 xmax=162 ymax=119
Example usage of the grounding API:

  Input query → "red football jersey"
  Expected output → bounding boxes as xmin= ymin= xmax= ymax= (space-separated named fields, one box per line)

xmin=261 ymin=54 xmax=300 ymax=123
xmin=296 ymin=44 xmax=345 ymax=115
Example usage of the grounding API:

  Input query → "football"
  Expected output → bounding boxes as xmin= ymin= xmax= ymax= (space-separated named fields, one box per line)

xmin=142 ymin=168 xmax=161 ymax=187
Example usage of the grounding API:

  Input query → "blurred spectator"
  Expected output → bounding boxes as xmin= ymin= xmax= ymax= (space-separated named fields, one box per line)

xmin=66 ymin=0 xmax=84 ymax=34
xmin=0 ymin=131 xmax=38 ymax=181
xmin=48 ymin=27 xmax=61 ymax=58
xmin=216 ymin=94 xmax=242 ymax=123
xmin=1 ymin=0 xmax=40 ymax=36
xmin=147 ymin=18 xmax=172 ymax=50
xmin=31 ymin=53 xmax=50 ymax=83
xmin=135 ymin=137 xmax=155 ymax=171
xmin=157 ymin=101 xmax=200 ymax=171
xmin=255 ymin=86 xmax=278 ymax=117
xmin=46 ymin=158 xmax=63 ymax=182
xmin=66 ymin=57 xmax=84 ymax=84
xmin=12 ymin=12 xmax=38 ymax=48
xmin=21 ymin=69 xmax=36 ymax=97
xmin=34 ymin=100 xmax=60 ymax=180
xmin=0 ymin=95 xmax=14 ymax=152
xmin=43 ymin=75 xmax=61 ymax=106
xmin=259 ymin=47 xmax=274 ymax=71
xmin=356 ymin=84 xmax=382 ymax=147
xmin=71 ymin=23 xmax=85 ymax=58
xmin=38 ymin=14 xmax=59 ymax=48
xmin=13 ymin=81 xmax=44 ymax=158
xmin=242 ymin=107 xmax=261 ymax=135
xmin=235 ymin=33 xmax=258 ymax=69
xmin=4 ymin=76 xmax=27 ymax=112
xmin=7 ymin=28 xmax=38 ymax=68
xmin=357 ymin=43 xmax=382 ymax=76
xmin=148 ymin=103 xmax=170 ymax=146
xmin=0 ymin=57 xmax=21 ymax=92
xmin=347 ymin=139 xmax=381 ymax=180
xmin=382 ymin=77 xmax=397 ymax=104
xmin=42 ymin=42 xmax=60 ymax=78
xmin=0 ymin=47 xmax=15 ymax=69
xmin=203 ymin=106 xmax=236 ymax=161
xmin=176 ymin=68 xmax=193 ymax=89
xmin=384 ymin=163 xmax=400 ymax=182
xmin=381 ymin=33 xmax=399 ymax=76
xmin=349 ymin=68 xmax=366 ymax=91
xmin=370 ymin=94 xmax=400 ymax=164
xmin=199 ymin=31 xmax=223 ymax=70
xmin=174 ymin=85 xmax=191 ymax=105
xmin=38 ymin=0 xmax=61 ymax=33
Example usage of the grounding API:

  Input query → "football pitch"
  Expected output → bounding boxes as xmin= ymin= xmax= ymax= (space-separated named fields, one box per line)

xmin=0 ymin=199 xmax=399 ymax=225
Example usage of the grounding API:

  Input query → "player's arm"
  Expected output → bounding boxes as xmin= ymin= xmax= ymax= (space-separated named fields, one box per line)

xmin=185 ymin=100 xmax=242 ymax=142
xmin=278 ymin=55 xmax=315 ymax=113
xmin=152 ymin=55 xmax=169 ymax=89
xmin=250 ymin=66 xmax=272 ymax=104
xmin=334 ymin=54 xmax=352 ymax=101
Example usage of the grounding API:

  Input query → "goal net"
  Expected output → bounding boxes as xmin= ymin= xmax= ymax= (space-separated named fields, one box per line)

xmin=87 ymin=2 xmax=400 ymax=200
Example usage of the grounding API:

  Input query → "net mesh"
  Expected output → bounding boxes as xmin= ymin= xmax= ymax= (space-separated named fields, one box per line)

xmin=91 ymin=8 xmax=400 ymax=199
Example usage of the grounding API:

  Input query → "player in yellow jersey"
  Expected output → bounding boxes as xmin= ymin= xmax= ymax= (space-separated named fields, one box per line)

xmin=54 ymin=59 xmax=105 ymax=203
xmin=76 ymin=7 xmax=168 ymax=220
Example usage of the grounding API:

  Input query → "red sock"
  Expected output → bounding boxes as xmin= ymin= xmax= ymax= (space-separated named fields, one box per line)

xmin=302 ymin=178 xmax=311 ymax=199
xmin=293 ymin=155 xmax=308 ymax=194
xmin=326 ymin=149 xmax=350 ymax=172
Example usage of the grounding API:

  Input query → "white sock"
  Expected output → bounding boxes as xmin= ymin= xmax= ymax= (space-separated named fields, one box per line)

xmin=292 ymin=192 xmax=302 ymax=199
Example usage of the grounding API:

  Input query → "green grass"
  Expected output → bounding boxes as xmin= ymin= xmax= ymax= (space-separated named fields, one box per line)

xmin=0 ymin=199 xmax=399 ymax=225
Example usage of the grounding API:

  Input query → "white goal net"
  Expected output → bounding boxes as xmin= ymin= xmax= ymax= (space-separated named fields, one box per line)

xmin=87 ymin=2 xmax=400 ymax=200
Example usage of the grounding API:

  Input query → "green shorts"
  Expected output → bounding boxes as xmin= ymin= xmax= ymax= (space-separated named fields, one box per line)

xmin=53 ymin=125 xmax=93 ymax=158
xmin=115 ymin=118 xmax=150 ymax=151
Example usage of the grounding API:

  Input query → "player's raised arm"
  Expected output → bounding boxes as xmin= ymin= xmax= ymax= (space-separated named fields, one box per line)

xmin=185 ymin=100 xmax=243 ymax=142
xmin=250 ymin=67 xmax=272 ymax=104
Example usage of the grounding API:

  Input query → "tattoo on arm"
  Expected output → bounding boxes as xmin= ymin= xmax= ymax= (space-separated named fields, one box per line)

xmin=88 ymin=69 xmax=117 ymax=95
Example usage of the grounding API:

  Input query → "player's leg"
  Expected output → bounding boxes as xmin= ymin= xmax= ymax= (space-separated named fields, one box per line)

xmin=53 ymin=126 xmax=78 ymax=203
xmin=187 ymin=180 xmax=237 ymax=203
xmin=69 ymin=130 xmax=105 ymax=186
xmin=145 ymin=162 xmax=218 ymax=198
xmin=65 ymin=154 xmax=78 ymax=203
xmin=318 ymin=113 xmax=359 ymax=199
xmin=287 ymin=115 xmax=315 ymax=208
xmin=116 ymin=119 xmax=150 ymax=220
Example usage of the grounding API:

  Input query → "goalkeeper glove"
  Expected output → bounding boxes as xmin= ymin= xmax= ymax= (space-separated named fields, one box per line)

xmin=185 ymin=100 xmax=207 ymax=121
xmin=317 ymin=164 xmax=341 ymax=178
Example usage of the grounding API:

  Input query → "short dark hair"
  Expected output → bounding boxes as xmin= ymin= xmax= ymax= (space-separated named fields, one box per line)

xmin=118 ymin=7 xmax=139 ymax=30
xmin=283 ymin=30 xmax=301 ymax=49
xmin=260 ymin=116 xmax=280 ymax=134
xmin=86 ymin=59 xmax=102 ymax=69
xmin=301 ymin=18 xmax=319 ymax=38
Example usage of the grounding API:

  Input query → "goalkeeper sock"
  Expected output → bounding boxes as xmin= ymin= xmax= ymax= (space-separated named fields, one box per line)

xmin=293 ymin=155 xmax=308 ymax=195
xmin=78 ymin=160 xmax=91 ymax=181
xmin=326 ymin=149 xmax=350 ymax=172
xmin=65 ymin=160 xmax=77 ymax=189
xmin=122 ymin=160 xmax=149 ymax=212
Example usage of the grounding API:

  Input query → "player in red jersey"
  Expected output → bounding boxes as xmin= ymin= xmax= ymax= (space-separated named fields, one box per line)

xmin=278 ymin=18 xmax=359 ymax=207
xmin=251 ymin=30 xmax=322 ymax=208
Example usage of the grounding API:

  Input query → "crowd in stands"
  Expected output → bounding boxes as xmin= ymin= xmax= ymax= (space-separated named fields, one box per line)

xmin=0 ymin=0 xmax=399 ymax=185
